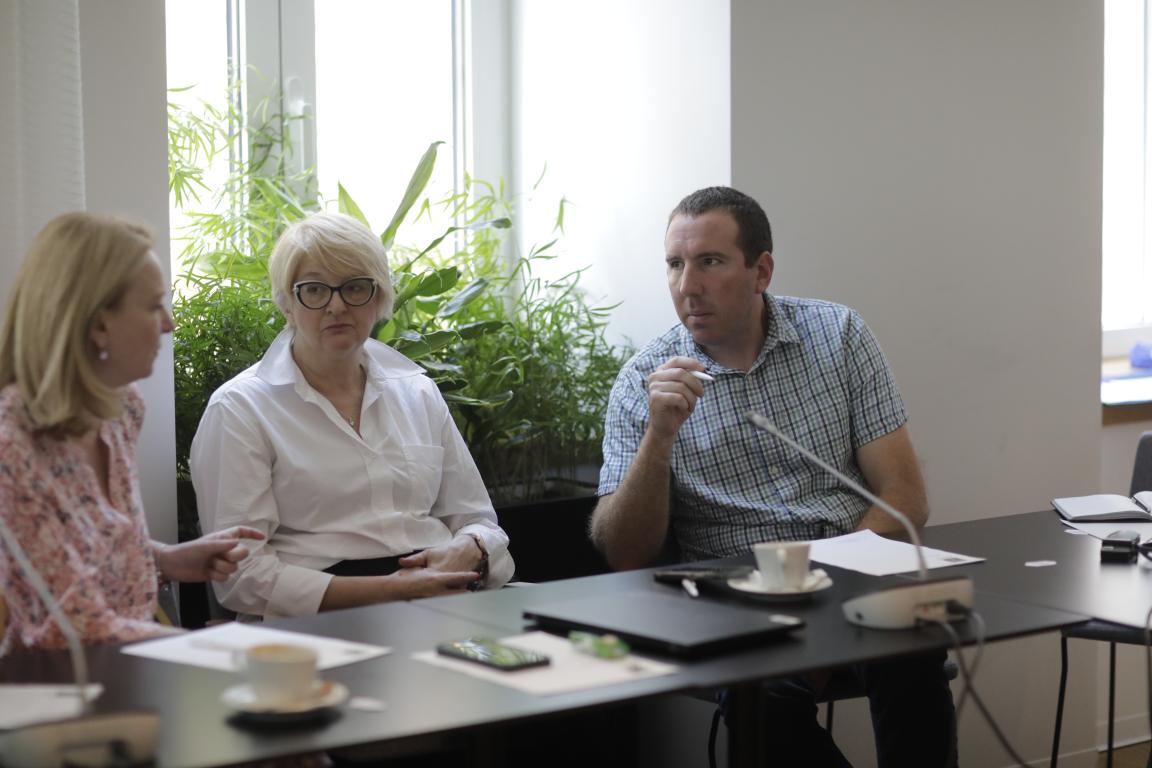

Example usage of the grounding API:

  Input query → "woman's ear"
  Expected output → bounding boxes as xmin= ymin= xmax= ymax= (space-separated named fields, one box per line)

xmin=88 ymin=311 xmax=111 ymax=356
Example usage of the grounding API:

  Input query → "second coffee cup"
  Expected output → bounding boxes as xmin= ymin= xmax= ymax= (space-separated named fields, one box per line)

xmin=239 ymin=643 xmax=318 ymax=706
xmin=752 ymin=541 xmax=811 ymax=591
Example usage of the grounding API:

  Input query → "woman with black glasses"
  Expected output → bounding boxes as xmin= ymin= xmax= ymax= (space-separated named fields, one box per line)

xmin=191 ymin=212 xmax=513 ymax=620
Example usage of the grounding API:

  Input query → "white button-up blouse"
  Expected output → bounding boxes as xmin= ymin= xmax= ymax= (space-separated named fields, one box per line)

xmin=190 ymin=329 xmax=513 ymax=618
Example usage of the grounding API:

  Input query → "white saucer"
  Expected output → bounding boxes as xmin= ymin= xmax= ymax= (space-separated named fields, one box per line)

xmin=222 ymin=680 xmax=349 ymax=720
xmin=727 ymin=568 xmax=833 ymax=599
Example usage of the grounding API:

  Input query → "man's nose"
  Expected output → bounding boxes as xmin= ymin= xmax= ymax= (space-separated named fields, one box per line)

xmin=678 ymin=264 xmax=702 ymax=295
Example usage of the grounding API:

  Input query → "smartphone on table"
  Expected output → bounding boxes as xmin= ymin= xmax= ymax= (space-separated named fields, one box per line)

xmin=652 ymin=566 xmax=753 ymax=585
xmin=436 ymin=637 xmax=551 ymax=671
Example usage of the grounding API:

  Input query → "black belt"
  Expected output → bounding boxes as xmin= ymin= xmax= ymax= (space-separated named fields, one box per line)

xmin=322 ymin=551 xmax=420 ymax=577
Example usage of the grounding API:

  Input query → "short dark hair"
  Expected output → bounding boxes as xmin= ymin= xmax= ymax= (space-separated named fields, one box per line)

xmin=669 ymin=186 xmax=772 ymax=267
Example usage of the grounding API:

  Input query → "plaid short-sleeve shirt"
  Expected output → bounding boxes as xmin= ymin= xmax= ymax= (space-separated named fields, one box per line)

xmin=598 ymin=294 xmax=907 ymax=561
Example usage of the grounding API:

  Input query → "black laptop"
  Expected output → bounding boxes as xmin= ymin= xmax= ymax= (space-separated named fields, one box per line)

xmin=522 ymin=591 xmax=804 ymax=659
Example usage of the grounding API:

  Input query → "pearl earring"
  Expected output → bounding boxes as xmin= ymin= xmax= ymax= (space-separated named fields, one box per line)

xmin=98 ymin=349 xmax=109 ymax=361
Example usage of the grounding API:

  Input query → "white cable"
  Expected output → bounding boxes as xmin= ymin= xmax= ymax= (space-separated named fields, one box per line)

xmin=932 ymin=613 xmax=1026 ymax=767
xmin=954 ymin=609 xmax=986 ymax=720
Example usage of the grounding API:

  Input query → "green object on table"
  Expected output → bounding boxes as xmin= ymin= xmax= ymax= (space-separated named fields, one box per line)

xmin=568 ymin=631 xmax=631 ymax=659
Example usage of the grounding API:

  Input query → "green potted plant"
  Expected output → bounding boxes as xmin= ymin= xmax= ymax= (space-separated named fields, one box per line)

xmin=169 ymin=92 xmax=631 ymax=581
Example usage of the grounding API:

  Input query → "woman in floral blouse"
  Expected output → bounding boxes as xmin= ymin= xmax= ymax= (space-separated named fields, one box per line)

xmin=0 ymin=212 xmax=262 ymax=652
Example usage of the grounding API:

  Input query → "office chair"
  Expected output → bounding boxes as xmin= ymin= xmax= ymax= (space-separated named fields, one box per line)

xmin=1050 ymin=430 xmax=1152 ymax=768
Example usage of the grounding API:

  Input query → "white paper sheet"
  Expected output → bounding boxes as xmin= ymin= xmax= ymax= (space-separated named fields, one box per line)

xmin=0 ymin=684 xmax=103 ymax=729
xmin=121 ymin=622 xmax=389 ymax=671
xmin=412 ymin=631 xmax=678 ymax=696
xmin=808 ymin=530 xmax=983 ymax=576
xmin=1061 ymin=519 xmax=1152 ymax=542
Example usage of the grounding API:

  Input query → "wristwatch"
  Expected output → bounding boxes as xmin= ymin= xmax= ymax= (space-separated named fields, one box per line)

xmin=465 ymin=533 xmax=489 ymax=591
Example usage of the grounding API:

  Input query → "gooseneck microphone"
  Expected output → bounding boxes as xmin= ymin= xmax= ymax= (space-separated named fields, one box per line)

xmin=0 ymin=515 xmax=159 ymax=768
xmin=745 ymin=411 xmax=973 ymax=629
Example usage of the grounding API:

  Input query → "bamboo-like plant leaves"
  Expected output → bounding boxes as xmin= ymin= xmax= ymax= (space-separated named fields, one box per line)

xmin=381 ymin=140 xmax=443 ymax=250
xmin=337 ymin=183 xmax=371 ymax=228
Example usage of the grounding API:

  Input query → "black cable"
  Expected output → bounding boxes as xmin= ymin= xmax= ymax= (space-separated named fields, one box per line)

xmin=708 ymin=705 xmax=721 ymax=768
xmin=930 ymin=614 xmax=1029 ymax=767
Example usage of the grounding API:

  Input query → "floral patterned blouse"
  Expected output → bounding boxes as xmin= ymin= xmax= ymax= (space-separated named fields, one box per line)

xmin=0 ymin=384 xmax=173 ymax=652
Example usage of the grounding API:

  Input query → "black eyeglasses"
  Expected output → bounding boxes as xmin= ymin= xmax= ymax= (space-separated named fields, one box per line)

xmin=292 ymin=277 xmax=377 ymax=310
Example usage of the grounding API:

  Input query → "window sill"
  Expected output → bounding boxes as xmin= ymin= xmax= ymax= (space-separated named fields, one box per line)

xmin=1102 ymin=356 xmax=1152 ymax=422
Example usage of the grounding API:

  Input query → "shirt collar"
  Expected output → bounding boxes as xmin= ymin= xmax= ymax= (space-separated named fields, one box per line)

xmin=671 ymin=292 xmax=800 ymax=369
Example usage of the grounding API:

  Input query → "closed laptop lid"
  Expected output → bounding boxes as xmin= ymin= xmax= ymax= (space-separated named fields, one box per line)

xmin=523 ymin=591 xmax=803 ymax=659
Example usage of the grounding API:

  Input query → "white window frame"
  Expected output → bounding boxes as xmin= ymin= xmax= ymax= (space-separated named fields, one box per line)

xmin=1103 ymin=0 xmax=1152 ymax=358
xmin=229 ymin=0 xmax=513 ymax=214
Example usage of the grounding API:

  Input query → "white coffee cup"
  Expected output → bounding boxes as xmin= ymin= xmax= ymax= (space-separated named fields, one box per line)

xmin=239 ymin=643 xmax=318 ymax=706
xmin=752 ymin=541 xmax=811 ymax=591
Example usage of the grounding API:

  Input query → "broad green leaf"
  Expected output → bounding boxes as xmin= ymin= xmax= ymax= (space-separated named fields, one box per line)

xmin=443 ymin=391 xmax=514 ymax=407
xmin=338 ymin=183 xmax=371 ymax=228
xmin=374 ymin=320 xmax=397 ymax=342
xmin=432 ymin=377 xmax=469 ymax=392
xmin=381 ymin=141 xmax=443 ymax=250
xmin=407 ymin=267 xmax=460 ymax=299
xmin=419 ymin=360 xmax=465 ymax=375
xmin=438 ymin=278 xmax=489 ymax=317
xmin=390 ymin=329 xmax=458 ymax=359
xmin=457 ymin=320 xmax=506 ymax=340
xmin=412 ymin=297 xmax=444 ymax=315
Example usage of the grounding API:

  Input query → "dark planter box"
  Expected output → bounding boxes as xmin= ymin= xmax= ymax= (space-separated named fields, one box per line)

xmin=495 ymin=491 xmax=610 ymax=582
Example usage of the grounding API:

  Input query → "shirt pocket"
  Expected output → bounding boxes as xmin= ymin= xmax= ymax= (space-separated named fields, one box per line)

xmin=400 ymin=444 xmax=445 ymax=514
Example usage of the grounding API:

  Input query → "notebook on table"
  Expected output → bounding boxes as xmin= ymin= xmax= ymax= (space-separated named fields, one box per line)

xmin=1052 ymin=492 xmax=1152 ymax=522
xmin=522 ymin=591 xmax=803 ymax=659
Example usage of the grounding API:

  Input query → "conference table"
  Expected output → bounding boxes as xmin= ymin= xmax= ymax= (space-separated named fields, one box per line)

xmin=0 ymin=511 xmax=1120 ymax=768
xmin=916 ymin=510 xmax=1152 ymax=630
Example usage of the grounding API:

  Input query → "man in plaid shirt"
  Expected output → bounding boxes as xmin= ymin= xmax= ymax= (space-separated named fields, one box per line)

xmin=591 ymin=187 xmax=955 ymax=767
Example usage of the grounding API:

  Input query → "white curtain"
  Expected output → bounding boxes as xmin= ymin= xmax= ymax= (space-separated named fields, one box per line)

xmin=0 ymin=0 xmax=85 ymax=283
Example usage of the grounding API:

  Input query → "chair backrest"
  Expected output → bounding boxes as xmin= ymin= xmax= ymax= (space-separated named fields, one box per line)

xmin=1130 ymin=431 xmax=1152 ymax=495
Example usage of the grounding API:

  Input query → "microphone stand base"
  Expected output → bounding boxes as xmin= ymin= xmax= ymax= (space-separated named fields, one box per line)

xmin=0 ymin=710 xmax=159 ymax=768
xmin=841 ymin=575 xmax=974 ymax=630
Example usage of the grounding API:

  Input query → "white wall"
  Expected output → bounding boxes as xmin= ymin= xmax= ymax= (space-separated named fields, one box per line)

xmin=731 ymin=1 xmax=1104 ymax=765
xmin=510 ymin=0 xmax=731 ymax=349
xmin=0 ymin=1 xmax=175 ymax=541
xmin=79 ymin=2 xmax=177 ymax=543
xmin=0 ymin=0 xmax=86 ymax=264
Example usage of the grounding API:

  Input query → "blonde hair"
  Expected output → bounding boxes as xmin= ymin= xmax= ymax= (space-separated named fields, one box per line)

xmin=0 ymin=212 xmax=154 ymax=435
xmin=268 ymin=212 xmax=395 ymax=326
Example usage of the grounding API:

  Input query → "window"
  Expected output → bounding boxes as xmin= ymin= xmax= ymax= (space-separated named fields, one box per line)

xmin=1103 ymin=0 xmax=1152 ymax=356
xmin=165 ymin=0 xmax=472 ymax=263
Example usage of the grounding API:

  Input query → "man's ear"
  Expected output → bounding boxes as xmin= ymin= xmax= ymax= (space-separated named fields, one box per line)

xmin=754 ymin=251 xmax=774 ymax=293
